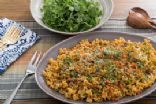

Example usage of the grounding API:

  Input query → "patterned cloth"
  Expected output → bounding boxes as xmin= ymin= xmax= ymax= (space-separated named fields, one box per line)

xmin=0 ymin=18 xmax=39 ymax=73
xmin=0 ymin=19 xmax=156 ymax=100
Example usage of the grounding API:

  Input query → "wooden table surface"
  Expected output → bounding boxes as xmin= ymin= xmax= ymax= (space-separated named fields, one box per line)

xmin=0 ymin=0 xmax=156 ymax=104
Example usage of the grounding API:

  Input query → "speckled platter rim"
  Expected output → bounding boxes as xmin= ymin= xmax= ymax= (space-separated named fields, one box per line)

xmin=35 ymin=32 xmax=156 ymax=104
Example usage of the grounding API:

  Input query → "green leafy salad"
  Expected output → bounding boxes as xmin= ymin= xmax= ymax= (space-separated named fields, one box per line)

xmin=41 ymin=0 xmax=103 ymax=32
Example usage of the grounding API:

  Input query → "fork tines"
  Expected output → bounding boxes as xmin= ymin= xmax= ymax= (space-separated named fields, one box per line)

xmin=0 ymin=25 xmax=21 ymax=50
xmin=4 ymin=26 xmax=20 ymax=42
xmin=30 ymin=51 xmax=43 ymax=67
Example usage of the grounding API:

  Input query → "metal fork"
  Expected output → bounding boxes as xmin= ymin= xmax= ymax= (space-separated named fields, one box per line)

xmin=0 ymin=25 xmax=20 ymax=50
xmin=3 ymin=51 xmax=42 ymax=104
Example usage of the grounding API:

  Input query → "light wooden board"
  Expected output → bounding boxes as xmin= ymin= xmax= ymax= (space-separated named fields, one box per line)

xmin=0 ymin=0 xmax=156 ymax=20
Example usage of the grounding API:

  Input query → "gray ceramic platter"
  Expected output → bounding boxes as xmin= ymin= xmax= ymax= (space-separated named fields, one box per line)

xmin=35 ymin=32 xmax=156 ymax=104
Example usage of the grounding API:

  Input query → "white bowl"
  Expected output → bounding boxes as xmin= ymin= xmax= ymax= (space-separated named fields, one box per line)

xmin=30 ymin=0 xmax=114 ymax=35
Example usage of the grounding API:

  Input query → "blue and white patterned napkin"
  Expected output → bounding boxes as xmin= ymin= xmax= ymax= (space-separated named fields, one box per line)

xmin=0 ymin=18 xmax=40 ymax=74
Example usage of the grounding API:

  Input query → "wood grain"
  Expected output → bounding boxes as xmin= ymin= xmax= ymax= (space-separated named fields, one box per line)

xmin=0 ymin=0 xmax=32 ymax=20
xmin=112 ymin=0 xmax=156 ymax=19
xmin=0 ymin=0 xmax=156 ymax=104
xmin=0 ymin=0 xmax=156 ymax=20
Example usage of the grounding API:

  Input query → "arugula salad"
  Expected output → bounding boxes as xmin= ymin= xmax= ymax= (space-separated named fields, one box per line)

xmin=41 ymin=0 xmax=102 ymax=32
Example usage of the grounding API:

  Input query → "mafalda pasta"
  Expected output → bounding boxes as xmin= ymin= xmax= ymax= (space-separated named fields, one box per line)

xmin=43 ymin=38 xmax=156 ymax=103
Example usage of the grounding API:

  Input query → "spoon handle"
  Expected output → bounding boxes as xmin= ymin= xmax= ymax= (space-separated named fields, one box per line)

xmin=147 ymin=20 xmax=156 ymax=30
xmin=148 ymin=20 xmax=156 ymax=29
xmin=149 ymin=24 xmax=156 ymax=30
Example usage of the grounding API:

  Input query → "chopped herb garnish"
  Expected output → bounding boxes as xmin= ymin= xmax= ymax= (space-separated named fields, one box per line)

xmin=92 ymin=89 xmax=102 ymax=95
xmin=137 ymin=61 xmax=144 ymax=69
xmin=87 ymin=75 xmax=92 ymax=82
xmin=114 ymin=51 xmax=121 ymax=59
xmin=103 ymin=49 xmax=121 ymax=59
xmin=96 ymin=67 xmax=100 ymax=73
xmin=107 ymin=63 xmax=118 ymax=73
xmin=70 ymin=70 xmax=78 ymax=78
xmin=64 ymin=57 xmax=72 ymax=64
xmin=127 ymin=51 xmax=132 ymax=61
xmin=144 ymin=75 xmax=148 ymax=80
xmin=92 ymin=89 xmax=98 ymax=94
xmin=100 ymin=82 xmax=105 ymax=87
xmin=103 ymin=49 xmax=111 ymax=56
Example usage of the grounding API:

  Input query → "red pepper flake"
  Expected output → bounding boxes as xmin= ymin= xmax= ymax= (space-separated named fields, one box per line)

xmin=131 ymin=62 xmax=137 ymax=69
xmin=110 ymin=55 xmax=114 ymax=59
xmin=102 ymin=93 xmax=107 ymax=98
xmin=127 ymin=68 xmax=134 ymax=73
xmin=105 ymin=80 xmax=110 ymax=84
xmin=122 ymin=54 xmax=127 ymax=58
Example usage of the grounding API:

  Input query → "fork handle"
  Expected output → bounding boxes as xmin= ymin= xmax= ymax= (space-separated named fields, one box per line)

xmin=3 ymin=73 xmax=29 ymax=104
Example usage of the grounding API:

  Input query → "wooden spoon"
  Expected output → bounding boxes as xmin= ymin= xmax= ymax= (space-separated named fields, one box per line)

xmin=127 ymin=7 xmax=156 ymax=29
xmin=132 ymin=7 xmax=156 ymax=27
